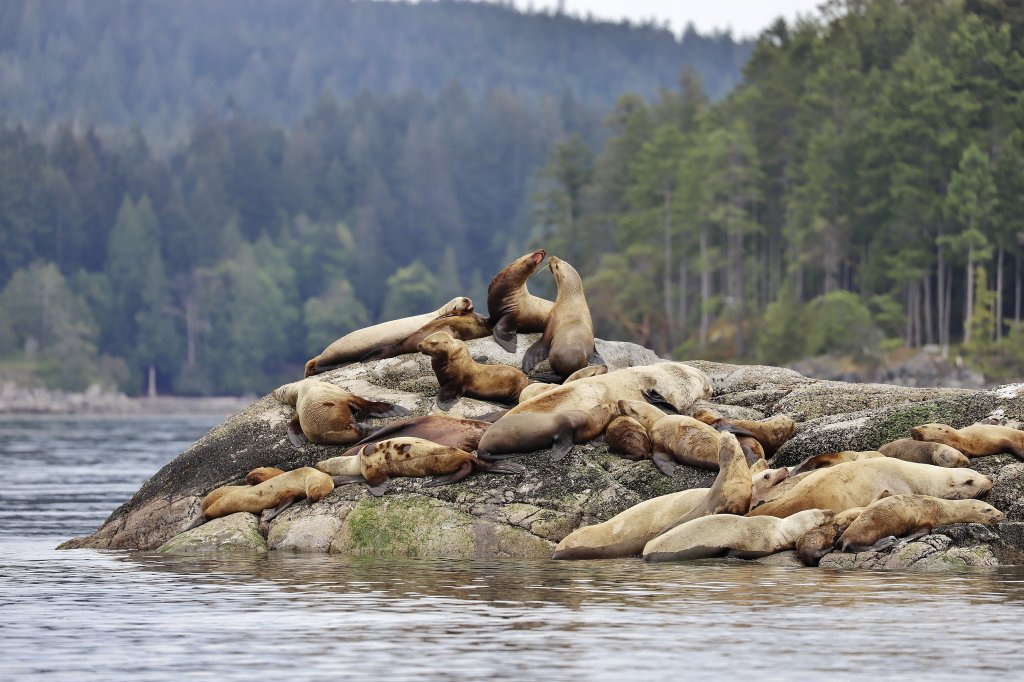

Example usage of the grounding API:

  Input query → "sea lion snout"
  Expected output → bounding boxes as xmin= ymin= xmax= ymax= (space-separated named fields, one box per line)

xmin=531 ymin=249 xmax=546 ymax=264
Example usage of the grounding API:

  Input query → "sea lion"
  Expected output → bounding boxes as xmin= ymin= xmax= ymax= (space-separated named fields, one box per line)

xmin=486 ymin=249 xmax=556 ymax=352
xmin=551 ymin=465 xmax=788 ymax=560
xmin=794 ymin=492 xmax=889 ymax=566
xmin=522 ymin=256 xmax=601 ymax=377
xmin=606 ymin=415 xmax=651 ymax=460
xmin=476 ymin=405 xmax=619 ymax=462
xmin=245 ymin=467 xmax=285 ymax=485
xmin=199 ymin=467 xmax=335 ymax=523
xmin=331 ymin=437 xmax=526 ymax=496
xmin=336 ymin=415 xmax=492 ymax=457
xmin=304 ymin=296 xmax=474 ymax=376
xmin=839 ymin=494 xmax=1005 ymax=552
xmin=878 ymin=438 xmax=970 ymax=468
xmin=418 ymin=331 xmax=531 ymax=409
xmin=273 ymin=379 xmax=411 ymax=446
xmin=693 ymin=410 xmax=795 ymax=457
xmin=516 ymin=365 xmax=609 ymax=403
xmin=911 ymin=422 xmax=1024 ymax=460
xmin=789 ymin=450 xmax=884 ymax=477
xmin=747 ymin=459 xmax=993 ymax=518
xmin=360 ymin=312 xmax=491 ymax=361
xmin=643 ymin=508 xmax=834 ymax=563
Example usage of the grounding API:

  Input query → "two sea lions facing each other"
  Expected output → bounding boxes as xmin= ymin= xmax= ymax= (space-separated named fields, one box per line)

xmin=316 ymin=437 xmax=525 ymax=496
xmin=304 ymin=296 xmax=475 ymax=376
xmin=486 ymin=249 xmax=555 ymax=353
xmin=911 ymin=422 xmax=1024 ymax=460
xmin=273 ymin=379 xmax=411 ymax=447
xmin=191 ymin=467 xmax=335 ymax=529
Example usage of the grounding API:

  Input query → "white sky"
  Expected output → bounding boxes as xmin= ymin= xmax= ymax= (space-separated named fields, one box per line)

xmin=508 ymin=0 xmax=825 ymax=38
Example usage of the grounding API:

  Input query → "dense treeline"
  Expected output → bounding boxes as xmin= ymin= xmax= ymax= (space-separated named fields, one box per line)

xmin=537 ymin=0 xmax=1024 ymax=379
xmin=0 ymin=0 xmax=750 ymax=144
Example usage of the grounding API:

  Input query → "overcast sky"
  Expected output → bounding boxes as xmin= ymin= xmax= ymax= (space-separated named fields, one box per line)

xmin=511 ymin=0 xmax=825 ymax=38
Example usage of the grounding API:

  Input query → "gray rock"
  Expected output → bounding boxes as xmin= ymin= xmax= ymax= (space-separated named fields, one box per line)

xmin=156 ymin=512 xmax=267 ymax=554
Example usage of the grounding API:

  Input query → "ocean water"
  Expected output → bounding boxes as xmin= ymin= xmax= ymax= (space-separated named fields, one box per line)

xmin=3 ymin=415 xmax=1024 ymax=680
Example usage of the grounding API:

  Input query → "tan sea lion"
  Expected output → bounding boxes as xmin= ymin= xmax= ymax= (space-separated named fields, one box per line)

xmin=418 ymin=331 xmax=531 ymax=409
xmin=476 ymin=405 xmax=619 ymax=462
xmin=878 ymin=438 xmax=969 ymax=468
xmin=245 ymin=467 xmax=286 ymax=485
xmin=360 ymin=312 xmax=491 ymax=361
xmin=332 ymin=437 xmax=526 ymax=496
xmin=516 ymin=365 xmax=609 ymax=403
xmin=273 ymin=379 xmax=411 ymax=446
xmin=643 ymin=508 xmax=834 ymax=563
xmin=486 ymin=249 xmax=555 ymax=352
xmin=911 ymin=422 xmax=1024 ymax=460
xmin=199 ymin=467 xmax=335 ymax=523
xmin=552 ymin=464 xmax=787 ymax=560
xmin=693 ymin=410 xmax=795 ymax=457
xmin=337 ymin=415 xmax=492 ymax=457
xmin=522 ymin=256 xmax=601 ymax=377
xmin=794 ymin=492 xmax=888 ymax=566
xmin=747 ymin=459 xmax=992 ymax=518
xmin=839 ymin=494 xmax=1005 ymax=552
xmin=606 ymin=415 xmax=651 ymax=460
xmin=304 ymin=296 xmax=474 ymax=376
xmin=789 ymin=450 xmax=884 ymax=477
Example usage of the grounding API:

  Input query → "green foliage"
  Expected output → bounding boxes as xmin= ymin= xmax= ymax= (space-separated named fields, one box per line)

xmin=803 ymin=292 xmax=880 ymax=358
xmin=380 ymin=261 xmax=441 ymax=322
xmin=304 ymin=279 xmax=369 ymax=356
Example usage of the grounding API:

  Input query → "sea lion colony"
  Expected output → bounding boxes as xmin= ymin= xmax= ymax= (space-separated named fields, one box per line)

xmin=188 ymin=251 xmax=1022 ymax=566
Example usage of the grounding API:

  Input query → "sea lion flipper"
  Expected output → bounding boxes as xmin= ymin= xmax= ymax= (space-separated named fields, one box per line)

xmin=474 ymin=409 xmax=508 ymax=423
xmin=528 ymin=372 xmax=564 ymax=385
xmin=1009 ymin=445 xmax=1024 ymax=461
xmin=331 ymin=475 xmax=366 ymax=486
xmin=550 ymin=432 xmax=573 ymax=462
xmin=652 ymin=451 xmax=676 ymax=477
xmin=436 ymin=384 xmax=464 ymax=411
xmin=472 ymin=355 xmax=489 ymax=364
xmin=367 ymin=478 xmax=392 ymax=497
xmin=642 ymin=389 xmax=679 ymax=414
xmin=588 ymin=350 xmax=606 ymax=366
xmin=522 ymin=337 xmax=550 ymax=374
xmin=287 ymin=415 xmax=308 ymax=447
xmin=350 ymin=398 xmax=411 ymax=418
xmin=360 ymin=345 xmax=396 ymax=362
xmin=492 ymin=316 xmax=518 ymax=353
xmin=262 ymin=495 xmax=299 ymax=523
xmin=424 ymin=462 xmax=474 ymax=488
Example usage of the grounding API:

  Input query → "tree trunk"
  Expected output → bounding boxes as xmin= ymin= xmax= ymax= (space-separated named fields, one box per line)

xmin=923 ymin=274 xmax=934 ymax=346
xmin=699 ymin=227 xmax=710 ymax=347
xmin=662 ymin=189 xmax=674 ymax=349
xmin=1016 ymin=252 xmax=1022 ymax=325
xmin=996 ymin=246 xmax=1004 ymax=341
xmin=678 ymin=258 xmax=688 ymax=338
xmin=732 ymin=227 xmax=745 ymax=356
xmin=965 ymin=245 xmax=975 ymax=345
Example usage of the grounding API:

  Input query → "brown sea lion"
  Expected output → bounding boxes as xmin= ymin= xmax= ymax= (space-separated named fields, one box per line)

xmin=747 ymin=459 xmax=992 ymax=518
xmin=334 ymin=437 xmax=526 ymax=496
xmin=245 ymin=467 xmax=286 ymax=485
xmin=516 ymin=364 xmax=609 ymax=403
xmin=693 ymin=410 xmax=796 ymax=458
xmin=304 ymin=296 xmax=474 ymax=376
xmin=273 ymin=379 xmax=411 ymax=446
xmin=476 ymin=405 xmax=619 ymax=462
xmin=839 ymin=494 xmax=1005 ymax=552
xmin=552 ymin=465 xmax=787 ymax=560
xmin=199 ymin=467 xmax=335 ymax=523
xmin=606 ymin=415 xmax=651 ymax=460
xmin=337 ymin=415 xmax=492 ymax=457
xmin=522 ymin=256 xmax=602 ymax=377
xmin=789 ymin=450 xmax=884 ymax=477
xmin=418 ymin=331 xmax=531 ymax=409
xmin=794 ymin=492 xmax=889 ymax=566
xmin=360 ymin=312 xmax=491 ymax=361
xmin=486 ymin=249 xmax=555 ymax=352
xmin=911 ymin=422 xmax=1024 ymax=460
xmin=643 ymin=508 xmax=834 ymax=563
xmin=878 ymin=438 xmax=969 ymax=468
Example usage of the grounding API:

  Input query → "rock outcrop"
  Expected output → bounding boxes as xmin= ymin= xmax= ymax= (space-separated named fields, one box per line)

xmin=61 ymin=336 xmax=1024 ymax=569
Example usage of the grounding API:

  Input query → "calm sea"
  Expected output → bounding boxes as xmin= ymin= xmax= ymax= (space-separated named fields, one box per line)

xmin=2 ymin=415 xmax=1024 ymax=680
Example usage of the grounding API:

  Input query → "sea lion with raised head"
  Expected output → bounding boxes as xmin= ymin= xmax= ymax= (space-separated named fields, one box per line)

xmin=486 ymin=249 xmax=555 ymax=352
xmin=273 ymin=379 xmax=411 ymax=446
xmin=878 ymin=438 xmax=969 ymax=468
xmin=304 ymin=296 xmax=474 ymax=376
xmin=747 ymin=459 xmax=993 ymax=518
xmin=418 ymin=331 xmax=532 ymax=409
xmin=839 ymin=494 xmax=1005 ymax=552
xmin=360 ymin=312 xmax=491 ymax=361
xmin=643 ymin=508 xmax=834 ymax=563
xmin=197 ymin=467 xmax=335 ymax=525
xmin=522 ymin=256 xmax=601 ymax=377
xmin=911 ymin=422 xmax=1024 ymax=460
xmin=789 ymin=450 xmax=884 ymax=477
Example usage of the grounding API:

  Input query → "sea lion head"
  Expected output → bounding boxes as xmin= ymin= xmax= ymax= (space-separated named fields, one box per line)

xmin=440 ymin=297 xmax=475 ymax=316
xmin=418 ymin=331 xmax=458 ymax=356
xmin=958 ymin=499 xmax=1005 ymax=525
xmin=548 ymin=256 xmax=582 ymax=291
xmin=946 ymin=470 xmax=993 ymax=498
xmin=911 ymin=423 xmax=956 ymax=442
xmin=305 ymin=470 xmax=335 ymax=502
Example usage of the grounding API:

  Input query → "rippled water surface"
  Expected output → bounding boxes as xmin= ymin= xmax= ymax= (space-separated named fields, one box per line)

xmin=3 ymin=416 xmax=1024 ymax=680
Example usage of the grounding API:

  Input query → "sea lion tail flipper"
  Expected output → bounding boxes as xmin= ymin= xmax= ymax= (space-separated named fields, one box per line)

xmin=476 ymin=450 xmax=521 ymax=462
xmin=331 ymin=475 xmax=366 ymax=486
xmin=436 ymin=384 xmax=464 ymax=411
xmin=528 ymin=372 xmax=564 ymax=385
xmin=424 ymin=462 xmax=474 ymax=488
xmin=492 ymin=316 xmax=518 ymax=353
xmin=472 ymin=355 xmax=489 ymax=364
xmin=304 ymin=358 xmax=319 ymax=377
xmin=652 ymin=451 xmax=676 ymax=477
xmin=367 ymin=478 xmax=392 ymax=497
xmin=474 ymin=409 xmax=508 ymax=423
xmin=360 ymin=345 xmax=397 ymax=362
xmin=550 ymin=431 xmax=573 ymax=462
xmin=588 ymin=350 xmax=606 ymax=366
xmin=862 ymin=535 xmax=898 ymax=553
xmin=719 ymin=424 xmax=757 ymax=439
xmin=287 ymin=415 xmax=308 ymax=447
xmin=481 ymin=461 xmax=527 ymax=475
xmin=522 ymin=337 xmax=550 ymax=374
xmin=642 ymin=389 xmax=679 ymax=414
xmin=262 ymin=496 xmax=299 ymax=523
xmin=1009 ymin=445 xmax=1024 ymax=461
xmin=351 ymin=398 xmax=412 ymax=418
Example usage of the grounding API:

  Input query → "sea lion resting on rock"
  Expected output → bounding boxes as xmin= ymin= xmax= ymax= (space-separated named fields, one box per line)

xmin=273 ymin=379 xmax=411 ymax=446
xmin=911 ymin=422 xmax=1024 ymax=460
xmin=839 ymin=494 xmax=1005 ymax=552
xmin=789 ymin=450 xmax=884 ymax=477
xmin=317 ymin=437 xmax=526 ymax=496
xmin=878 ymin=439 xmax=969 ymax=468
xmin=552 ymin=462 xmax=788 ymax=560
xmin=487 ymin=249 xmax=555 ymax=353
xmin=360 ymin=312 xmax=491 ymax=361
xmin=338 ymin=415 xmax=493 ymax=457
xmin=642 ymin=509 xmax=834 ymax=563
xmin=794 ymin=492 xmax=891 ymax=566
xmin=418 ymin=331 xmax=532 ymax=409
xmin=692 ymin=409 xmax=796 ymax=458
xmin=517 ymin=365 xmax=608 ymax=403
xmin=523 ymin=256 xmax=602 ymax=377
xmin=747 ymin=459 xmax=992 ymax=518
xmin=196 ymin=467 xmax=335 ymax=526
xmin=304 ymin=296 xmax=474 ymax=376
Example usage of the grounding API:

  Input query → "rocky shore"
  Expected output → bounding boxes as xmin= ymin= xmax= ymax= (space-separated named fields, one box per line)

xmin=61 ymin=336 xmax=1024 ymax=571
xmin=0 ymin=382 xmax=253 ymax=416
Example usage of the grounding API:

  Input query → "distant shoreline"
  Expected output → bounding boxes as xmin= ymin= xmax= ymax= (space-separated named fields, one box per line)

xmin=0 ymin=383 xmax=255 ymax=417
